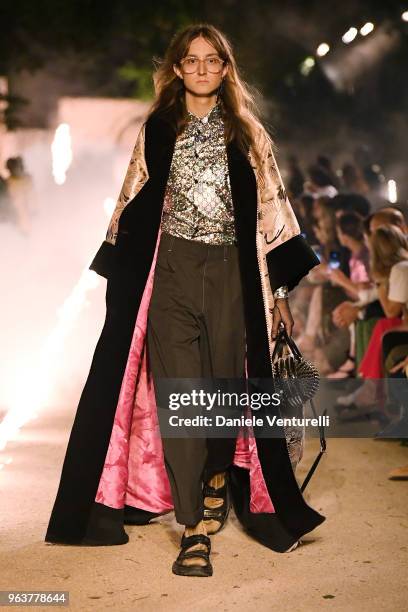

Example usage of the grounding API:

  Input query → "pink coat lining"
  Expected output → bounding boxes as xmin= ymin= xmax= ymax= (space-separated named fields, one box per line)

xmin=95 ymin=229 xmax=275 ymax=514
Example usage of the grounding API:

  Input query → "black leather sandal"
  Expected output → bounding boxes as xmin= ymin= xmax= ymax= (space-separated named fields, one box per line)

xmin=203 ymin=474 xmax=231 ymax=534
xmin=172 ymin=533 xmax=213 ymax=577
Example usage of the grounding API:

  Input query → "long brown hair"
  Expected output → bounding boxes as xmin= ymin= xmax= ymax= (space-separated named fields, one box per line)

xmin=370 ymin=225 xmax=408 ymax=281
xmin=147 ymin=23 xmax=273 ymax=168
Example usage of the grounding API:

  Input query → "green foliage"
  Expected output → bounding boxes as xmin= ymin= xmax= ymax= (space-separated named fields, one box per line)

xmin=117 ymin=63 xmax=155 ymax=100
xmin=0 ymin=0 xmax=406 ymax=153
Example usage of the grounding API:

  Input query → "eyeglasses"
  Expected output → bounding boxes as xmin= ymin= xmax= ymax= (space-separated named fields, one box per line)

xmin=179 ymin=56 xmax=225 ymax=74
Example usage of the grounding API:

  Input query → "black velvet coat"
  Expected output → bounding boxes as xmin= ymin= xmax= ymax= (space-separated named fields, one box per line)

xmin=45 ymin=112 xmax=324 ymax=553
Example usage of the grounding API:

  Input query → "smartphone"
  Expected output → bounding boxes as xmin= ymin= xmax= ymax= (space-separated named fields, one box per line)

xmin=328 ymin=250 xmax=341 ymax=269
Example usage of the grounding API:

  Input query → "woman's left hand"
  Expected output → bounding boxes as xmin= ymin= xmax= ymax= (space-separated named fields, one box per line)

xmin=271 ymin=298 xmax=294 ymax=339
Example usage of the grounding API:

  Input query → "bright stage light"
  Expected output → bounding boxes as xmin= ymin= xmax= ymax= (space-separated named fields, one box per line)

xmin=51 ymin=123 xmax=73 ymax=185
xmin=103 ymin=197 xmax=115 ymax=218
xmin=387 ymin=179 xmax=397 ymax=203
xmin=402 ymin=11 xmax=408 ymax=22
xmin=0 ymin=265 xmax=101 ymax=453
xmin=323 ymin=23 xmax=399 ymax=92
xmin=360 ymin=22 xmax=374 ymax=36
xmin=342 ymin=27 xmax=358 ymax=44
xmin=316 ymin=43 xmax=330 ymax=57
xmin=300 ymin=56 xmax=315 ymax=76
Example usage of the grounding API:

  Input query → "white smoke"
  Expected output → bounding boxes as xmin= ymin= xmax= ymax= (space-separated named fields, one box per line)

xmin=0 ymin=96 xmax=149 ymax=453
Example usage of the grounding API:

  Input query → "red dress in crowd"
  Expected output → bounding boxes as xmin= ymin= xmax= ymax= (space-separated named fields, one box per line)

xmin=358 ymin=317 xmax=402 ymax=378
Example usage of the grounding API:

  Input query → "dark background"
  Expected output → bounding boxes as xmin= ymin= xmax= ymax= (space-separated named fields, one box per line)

xmin=1 ymin=0 xmax=407 ymax=192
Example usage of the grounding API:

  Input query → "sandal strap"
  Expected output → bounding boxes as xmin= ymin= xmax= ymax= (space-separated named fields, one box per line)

xmin=203 ymin=507 xmax=225 ymax=521
xmin=203 ymin=482 xmax=227 ymax=499
xmin=181 ymin=533 xmax=211 ymax=552
xmin=203 ymin=472 xmax=228 ymax=497
xmin=176 ymin=550 xmax=210 ymax=563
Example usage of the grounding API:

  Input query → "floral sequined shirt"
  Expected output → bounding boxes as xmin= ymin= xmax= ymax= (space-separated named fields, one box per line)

xmin=160 ymin=102 xmax=237 ymax=245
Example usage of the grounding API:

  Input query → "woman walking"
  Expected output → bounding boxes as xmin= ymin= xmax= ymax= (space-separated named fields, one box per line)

xmin=45 ymin=24 xmax=324 ymax=577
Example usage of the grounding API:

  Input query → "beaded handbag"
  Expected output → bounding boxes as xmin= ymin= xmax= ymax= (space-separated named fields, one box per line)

xmin=272 ymin=327 xmax=320 ymax=410
xmin=272 ymin=326 xmax=326 ymax=492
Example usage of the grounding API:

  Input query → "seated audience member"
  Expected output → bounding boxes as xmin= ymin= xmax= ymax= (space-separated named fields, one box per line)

xmin=287 ymin=154 xmax=305 ymax=199
xmin=352 ymin=145 xmax=386 ymax=211
xmin=316 ymin=155 xmax=340 ymax=190
xmin=296 ymin=194 xmax=317 ymax=244
xmin=368 ymin=207 xmax=408 ymax=235
xmin=5 ymin=156 xmax=37 ymax=236
xmin=340 ymin=162 xmax=370 ymax=197
xmin=327 ymin=213 xmax=371 ymax=378
xmin=331 ymin=194 xmax=371 ymax=282
xmin=296 ymin=205 xmax=350 ymax=371
xmin=332 ymin=193 xmax=371 ymax=220
xmin=304 ymin=165 xmax=338 ymax=199
xmin=312 ymin=195 xmax=332 ymax=226
xmin=330 ymin=213 xmax=370 ymax=299
xmin=336 ymin=226 xmax=408 ymax=420
xmin=332 ymin=207 xmax=408 ymax=350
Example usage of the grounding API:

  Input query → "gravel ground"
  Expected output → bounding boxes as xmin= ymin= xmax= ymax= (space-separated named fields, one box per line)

xmin=1 ymin=408 xmax=407 ymax=611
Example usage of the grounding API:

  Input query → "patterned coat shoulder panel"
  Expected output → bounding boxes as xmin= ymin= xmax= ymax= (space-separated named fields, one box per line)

xmin=106 ymin=121 xmax=149 ymax=245
xmin=249 ymin=126 xmax=300 ymax=258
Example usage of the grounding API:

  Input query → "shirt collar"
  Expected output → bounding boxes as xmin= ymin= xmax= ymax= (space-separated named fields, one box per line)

xmin=187 ymin=102 xmax=221 ymax=125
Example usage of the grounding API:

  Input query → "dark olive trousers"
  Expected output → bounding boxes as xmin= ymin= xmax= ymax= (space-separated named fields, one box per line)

xmin=147 ymin=231 xmax=246 ymax=526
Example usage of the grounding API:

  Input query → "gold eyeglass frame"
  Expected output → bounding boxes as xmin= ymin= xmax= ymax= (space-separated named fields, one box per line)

xmin=179 ymin=56 xmax=226 ymax=74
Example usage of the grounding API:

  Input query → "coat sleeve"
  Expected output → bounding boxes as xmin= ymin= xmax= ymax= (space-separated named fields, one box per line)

xmin=89 ymin=121 xmax=149 ymax=279
xmin=255 ymin=134 xmax=319 ymax=292
xmin=266 ymin=234 xmax=320 ymax=292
